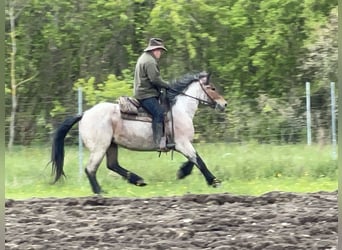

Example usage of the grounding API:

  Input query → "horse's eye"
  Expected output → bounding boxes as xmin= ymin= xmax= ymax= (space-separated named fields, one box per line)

xmin=211 ymin=87 xmax=216 ymax=91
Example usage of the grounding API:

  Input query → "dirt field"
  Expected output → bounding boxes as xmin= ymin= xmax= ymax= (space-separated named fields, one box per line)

xmin=5 ymin=191 xmax=337 ymax=250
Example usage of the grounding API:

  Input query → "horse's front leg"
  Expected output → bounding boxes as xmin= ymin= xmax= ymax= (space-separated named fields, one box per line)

xmin=177 ymin=161 xmax=194 ymax=179
xmin=192 ymin=152 xmax=221 ymax=187
xmin=176 ymin=142 xmax=221 ymax=187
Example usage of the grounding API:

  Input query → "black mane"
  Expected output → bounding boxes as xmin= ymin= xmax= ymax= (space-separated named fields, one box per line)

xmin=167 ymin=72 xmax=207 ymax=105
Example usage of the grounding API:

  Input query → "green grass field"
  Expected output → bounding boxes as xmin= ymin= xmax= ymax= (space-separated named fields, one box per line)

xmin=5 ymin=143 xmax=338 ymax=200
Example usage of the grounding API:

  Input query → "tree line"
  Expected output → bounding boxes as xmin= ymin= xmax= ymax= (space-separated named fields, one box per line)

xmin=5 ymin=0 xmax=337 ymax=148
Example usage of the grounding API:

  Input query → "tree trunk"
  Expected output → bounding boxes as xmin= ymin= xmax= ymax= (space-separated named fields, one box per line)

xmin=7 ymin=2 xmax=36 ymax=150
xmin=8 ymin=5 xmax=17 ymax=151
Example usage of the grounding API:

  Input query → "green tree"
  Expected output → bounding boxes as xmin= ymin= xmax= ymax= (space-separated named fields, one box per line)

xmin=299 ymin=7 xmax=337 ymax=85
xmin=4 ymin=0 xmax=337 ymax=145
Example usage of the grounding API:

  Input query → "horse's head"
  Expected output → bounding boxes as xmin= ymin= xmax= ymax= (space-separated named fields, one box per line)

xmin=198 ymin=72 xmax=227 ymax=111
xmin=167 ymin=72 xmax=227 ymax=111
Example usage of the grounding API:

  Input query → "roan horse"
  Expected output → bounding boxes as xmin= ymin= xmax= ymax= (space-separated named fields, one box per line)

xmin=50 ymin=72 xmax=227 ymax=194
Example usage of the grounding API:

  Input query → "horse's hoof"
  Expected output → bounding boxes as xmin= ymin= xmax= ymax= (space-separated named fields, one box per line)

xmin=135 ymin=180 xmax=147 ymax=186
xmin=94 ymin=189 xmax=107 ymax=195
xmin=211 ymin=178 xmax=222 ymax=188
xmin=177 ymin=170 xmax=185 ymax=180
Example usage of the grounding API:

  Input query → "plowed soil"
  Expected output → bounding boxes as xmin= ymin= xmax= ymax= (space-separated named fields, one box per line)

xmin=5 ymin=191 xmax=337 ymax=250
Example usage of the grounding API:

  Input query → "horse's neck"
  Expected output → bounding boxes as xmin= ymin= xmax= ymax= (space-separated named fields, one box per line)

xmin=172 ymin=82 xmax=200 ymax=120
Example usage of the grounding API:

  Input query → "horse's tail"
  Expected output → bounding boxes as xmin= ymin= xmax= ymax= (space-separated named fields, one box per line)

xmin=51 ymin=114 xmax=83 ymax=183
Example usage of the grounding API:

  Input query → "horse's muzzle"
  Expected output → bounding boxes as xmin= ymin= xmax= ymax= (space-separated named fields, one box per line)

xmin=215 ymin=101 xmax=227 ymax=111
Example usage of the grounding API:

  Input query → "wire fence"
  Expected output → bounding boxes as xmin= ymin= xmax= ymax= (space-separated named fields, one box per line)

xmin=5 ymin=83 xmax=338 ymax=153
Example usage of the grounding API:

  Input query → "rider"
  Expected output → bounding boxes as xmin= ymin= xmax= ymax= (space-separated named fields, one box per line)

xmin=133 ymin=38 xmax=175 ymax=151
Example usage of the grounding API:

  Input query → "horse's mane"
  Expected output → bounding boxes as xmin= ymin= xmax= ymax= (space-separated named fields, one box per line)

xmin=167 ymin=71 xmax=207 ymax=105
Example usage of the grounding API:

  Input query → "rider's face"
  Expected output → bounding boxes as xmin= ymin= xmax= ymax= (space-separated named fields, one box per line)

xmin=153 ymin=49 xmax=163 ymax=59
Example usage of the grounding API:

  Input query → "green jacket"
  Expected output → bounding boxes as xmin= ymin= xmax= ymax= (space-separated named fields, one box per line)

xmin=133 ymin=52 xmax=169 ymax=100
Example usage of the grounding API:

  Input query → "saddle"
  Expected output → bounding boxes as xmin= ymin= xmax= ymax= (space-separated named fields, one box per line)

xmin=117 ymin=96 xmax=153 ymax=122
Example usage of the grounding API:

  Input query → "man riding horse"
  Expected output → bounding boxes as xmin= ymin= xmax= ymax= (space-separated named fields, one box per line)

xmin=133 ymin=38 xmax=175 ymax=151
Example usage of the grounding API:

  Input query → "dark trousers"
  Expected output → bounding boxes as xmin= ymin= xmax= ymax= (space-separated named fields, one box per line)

xmin=139 ymin=97 xmax=165 ymax=124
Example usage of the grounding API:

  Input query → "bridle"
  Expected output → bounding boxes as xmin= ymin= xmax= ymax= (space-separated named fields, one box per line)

xmin=168 ymin=75 xmax=216 ymax=107
xmin=198 ymin=80 xmax=216 ymax=107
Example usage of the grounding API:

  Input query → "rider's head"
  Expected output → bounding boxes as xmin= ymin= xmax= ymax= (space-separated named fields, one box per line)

xmin=144 ymin=38 xmax=167 ymax=59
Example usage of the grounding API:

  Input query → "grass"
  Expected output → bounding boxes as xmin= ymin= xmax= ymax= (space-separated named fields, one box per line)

xmin=5 ymin=143 xmax=338 ymax=200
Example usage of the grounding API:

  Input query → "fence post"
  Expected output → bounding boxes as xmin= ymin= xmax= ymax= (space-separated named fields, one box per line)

xmin=78 ymin=87 xmax=83 ymax=178
xmin=330 ymin=82 xmax=337 ymax=160
xmin=306 ymin=82 xmax=311 ymax=145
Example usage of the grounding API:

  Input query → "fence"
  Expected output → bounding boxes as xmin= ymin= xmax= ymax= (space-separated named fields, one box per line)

xmin=5 ymin=82 xmax=338 ymax=153
xmin=305 ymin=82 xmax=337 ymax=158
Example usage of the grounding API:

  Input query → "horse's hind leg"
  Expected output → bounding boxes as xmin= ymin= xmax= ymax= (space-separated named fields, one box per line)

xmin=85 ymin=150 xmax=106 ymax=194
xmin=106 ymin=142 xmax=146 ymax=186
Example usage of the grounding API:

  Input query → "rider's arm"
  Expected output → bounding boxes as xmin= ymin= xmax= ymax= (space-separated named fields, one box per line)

xmin=145 ymin=61 xmax=170 ymax=89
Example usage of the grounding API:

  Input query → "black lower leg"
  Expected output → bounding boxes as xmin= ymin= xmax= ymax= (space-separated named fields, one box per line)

xmin=106 ymin=143 xmax=146 ymax=186
xmin=127 ymin=171 xmax=146 ymax=186
xmin=85 ymin=168 xmax=102 ymax=194
xmin=177 ymin=161 xmax=194 ymax=179
xmin=195 ymin=153 xmax=221 ymax=186
xmin=109 ymin=164 xmax=146 ymax=186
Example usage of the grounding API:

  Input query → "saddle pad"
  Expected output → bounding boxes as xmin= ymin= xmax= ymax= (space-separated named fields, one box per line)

xmin=118 ymin=96 xmax=152 ymax=122
xmin=118 ymin=96 xmax=140 ymax=115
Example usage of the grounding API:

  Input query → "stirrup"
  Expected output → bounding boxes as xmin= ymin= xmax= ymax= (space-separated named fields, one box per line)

xmin=162 ymin=137 xmax=176 ymax=149
xmin=166 ymin=142 xmax=176 ymax=149
xmin=156 ymin=137 xmax=172 ymax=152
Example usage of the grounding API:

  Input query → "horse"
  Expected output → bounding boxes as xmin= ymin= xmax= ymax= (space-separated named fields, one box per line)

xmin=50 ymin=72 xmax=227 ymax=194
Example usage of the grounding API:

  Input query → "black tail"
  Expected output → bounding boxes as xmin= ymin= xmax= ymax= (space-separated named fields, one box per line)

xmin=51 ymin=114 xmax=83 ymax=183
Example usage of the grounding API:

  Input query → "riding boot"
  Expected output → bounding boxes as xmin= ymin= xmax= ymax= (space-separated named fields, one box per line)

xmin=153 ymin=122 xmax=167 ymax=150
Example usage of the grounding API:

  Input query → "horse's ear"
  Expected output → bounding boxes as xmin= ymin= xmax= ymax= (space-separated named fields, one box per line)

xmin=199 ymin=71 xmax=210 ymax=84
xmin=207 ymin=72 xmax=211 ymax=84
